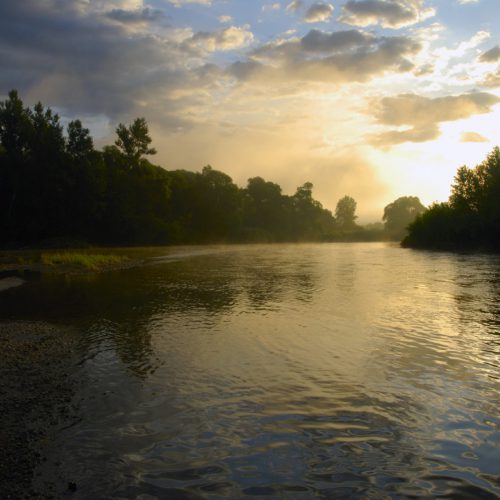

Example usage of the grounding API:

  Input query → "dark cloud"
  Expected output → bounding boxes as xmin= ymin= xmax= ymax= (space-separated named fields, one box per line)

xmin=181 ymin=26 xmax=254 ymax=52
xmin=104 ymin=7 xmax=165 ymax=25
xmin=375 ymin=92 xmax=499 ymax=125
xmin=300 ymin=29 xmax=374 ymax=52
xmin=242 ymin=30 xmax=420 ymax=83
xmin=372 ymin=92 xmax=500 ymax=145
xmin=339 ymin=0 xmax=434 ymax=29
xmin=479 ymin=45 xmax=500 ymax=63
xmin=228 ymin=60 xmax=265 ymax=80
xmin=0 ymin=1 xmax=228 ymax=126
xmin=303 ymin=3 xmax=335 ymax=23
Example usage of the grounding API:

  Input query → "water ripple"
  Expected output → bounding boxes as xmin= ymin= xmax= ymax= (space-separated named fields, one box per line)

xmin=3 ymin=243 xmax=498 ymax=498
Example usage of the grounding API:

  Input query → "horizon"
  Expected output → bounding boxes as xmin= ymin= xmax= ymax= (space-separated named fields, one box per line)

xmin=1 ymin=0 xmax=499 ymax=222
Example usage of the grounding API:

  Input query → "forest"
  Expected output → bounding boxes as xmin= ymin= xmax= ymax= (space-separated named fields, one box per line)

xmin=0 ymin=90 xmax=424 ymax=247
xmin=404 ymin=147 xmax=500 ymax=251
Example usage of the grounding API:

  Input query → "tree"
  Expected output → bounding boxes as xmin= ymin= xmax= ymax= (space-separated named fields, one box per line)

xmin=0 ymin=90 xmax=32 ymax=234
xmin=243 ymin=177 xmax=289 ymax=240
xmin=0 ymin=90 xmax=32 ymax=158
xmin=335 ymin=195 xmax=357 ymax=230
xmin=294 ymin=182 xmax=314 ymax=202
xmin=290 ymin=182 xmax=335 ymax=240
xmin=67 ymin=120 xmax=93 ymax=159
xmin=450 ymin=147 xmax=500 ymax=216
xmin=403 ymin=202 xmax=455 ymax=249
xmin=194 ymin=165 xmax=242 ymax=241
xmin=115 ymin=117 xmax=156 ymax=162
xmin=0 ymin=92 xmax=74 ymax=242
xmin=66 ymin=120 xmax=107 ymax=240
xmin=404 ymin=147 xmax=500 ymax=250
xmin=0 ymin=90 xmax=352 ymax=246
xmin=246 ymin=176 xmax=282 ymax=203
xmin=383 ymin=196 xmax=426 ymax=240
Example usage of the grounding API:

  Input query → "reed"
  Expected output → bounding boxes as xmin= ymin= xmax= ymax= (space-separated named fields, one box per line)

xmin=41 ymin=252 xmax=127 ymax=270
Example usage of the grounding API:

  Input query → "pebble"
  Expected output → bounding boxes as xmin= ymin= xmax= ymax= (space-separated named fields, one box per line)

xmin=0 ymin=321 xmax=77 ymax=498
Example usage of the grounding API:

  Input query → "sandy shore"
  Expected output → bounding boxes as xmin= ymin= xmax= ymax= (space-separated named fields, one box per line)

xmin=0 ymin=277 xmax=26 ymax=292
xmin=0 ymin=321 xmax=78 ymax=498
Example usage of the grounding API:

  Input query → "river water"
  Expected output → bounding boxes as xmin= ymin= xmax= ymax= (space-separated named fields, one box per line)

xmin=1 ymin=243 xmax=499 ymax=498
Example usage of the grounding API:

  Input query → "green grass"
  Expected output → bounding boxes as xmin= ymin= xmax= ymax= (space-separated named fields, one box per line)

xmin=41 ymin=252 xmax=128 ymax=270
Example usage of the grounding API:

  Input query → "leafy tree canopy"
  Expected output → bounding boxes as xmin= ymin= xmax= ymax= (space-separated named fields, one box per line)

xmin=335 ymin=195 xmax=358 ymax=230
xmin=404 ymin=147 xmax=500 ymax=250
xmin=383 ymin=196 xmax=426 ymax=240
xmin=67 ymin=120 xmax=93 ymax=159
xmin=115 ymin=117 xmax=156 ymax=161
xmin=0 ymin=90 xmax=400 ymax=247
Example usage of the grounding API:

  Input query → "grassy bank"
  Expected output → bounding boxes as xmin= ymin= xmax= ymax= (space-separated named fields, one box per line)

xmin=40 ymin=252 xmax=128 ymax=270
xmin=0 ymin=249 xmax=132 ymax=275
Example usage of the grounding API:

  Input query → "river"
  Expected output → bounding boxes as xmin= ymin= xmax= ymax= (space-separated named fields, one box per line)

xmin=1 ymin=243 xmax=499 ymax=498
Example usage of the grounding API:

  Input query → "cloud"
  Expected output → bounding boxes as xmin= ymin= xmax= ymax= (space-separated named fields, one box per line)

xmin=23 ymin=0 xmax=146 ymax=16
xmin=0 ymin=0 xmax=423 ymax=151
xmin=183 ymin=26 xmax=254 ymax=52
xmin=339 ymin=0 xmax=435 ymax=29
xmin=460 ymin=132 xmax=488 ymax=143
xmin=478 ymin=46 xmax=500 ymax=88
xmin=303 ymin=3 xmax=335 ymax=23
xmin=482 ymin=68 xmax=500 ymax=88
xmin=218 ymin=15 xmax=232 ymax=23
xmin=238 ymin=30 xmax=421 ymax=83
xmin=457 ymin=0 xmax=479 ymax=4
xmin=168 ymin=0 xmax=212 ymax=6
xmin=286 ymin=0 xmax=304 ymax=12
xmin=0 ymin=0 xmax=229 ymax=125
xmin=372 ymin=92 xmax=500 ymax=145
xmin=479 ymin=45 xmax=500 ymax=63
xmin=262 ymin=3 xmax=281 ymax=12
xmin=300 ymin=29 xmax=375 ymax=52
xmin=104 ymin=7 xmax=165 ymax=25
xmin=374 ymin=126 xmax=440 ymax=144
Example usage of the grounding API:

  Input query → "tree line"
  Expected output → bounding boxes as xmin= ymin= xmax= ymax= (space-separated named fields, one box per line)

xmin=404 ymin=147 xmax=500 ymax=251
xmin=0 ymin=90 xmax=425 ymax=247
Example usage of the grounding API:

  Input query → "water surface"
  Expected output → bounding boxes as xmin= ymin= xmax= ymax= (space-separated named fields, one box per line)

xmin=2 ymin=243 xmax=499 ymax=498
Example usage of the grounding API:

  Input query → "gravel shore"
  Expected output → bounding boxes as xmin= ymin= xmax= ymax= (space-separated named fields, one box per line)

xmin=0 ymin=321 xmax=78 ymax=498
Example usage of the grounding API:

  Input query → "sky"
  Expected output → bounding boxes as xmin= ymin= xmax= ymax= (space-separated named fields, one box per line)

xmin=1 ymin=0 xmax=499 ymax=221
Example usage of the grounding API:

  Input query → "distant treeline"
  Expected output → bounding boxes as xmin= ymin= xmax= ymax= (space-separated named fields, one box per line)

xmin=404 ymin=147 xmax=500 ymax=251
xmin=0 ymin=90 xmax=423 ymax=247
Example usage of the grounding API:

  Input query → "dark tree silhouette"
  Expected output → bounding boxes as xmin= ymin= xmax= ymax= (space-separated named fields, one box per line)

xmin=115 ymin=118 xmax=157 ymax=161
xmin=335 ymin=195 xmax=358 ymax=230
xmin=383 ymin=196 xmax=426 ymax=240
xmin=0 ymin=90 xmax=369 ymax=247
xmin=67 ymin=120 xmax=93 ymax=159
xmin=243 ymin=177 xmax=290 ymax=241
xmin=404 ymin=147 xmax=500 ymax=250
xmin=0 ymin=90 xmax=31 ymax=229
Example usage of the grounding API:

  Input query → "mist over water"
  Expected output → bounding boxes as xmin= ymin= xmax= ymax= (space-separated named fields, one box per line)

xmin=2 ymin=243 xmax=499 ymax=498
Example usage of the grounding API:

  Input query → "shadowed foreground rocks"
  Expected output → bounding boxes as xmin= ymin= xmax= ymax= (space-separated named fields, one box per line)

xmin=0 ymin=322 xmax=77 ymax=498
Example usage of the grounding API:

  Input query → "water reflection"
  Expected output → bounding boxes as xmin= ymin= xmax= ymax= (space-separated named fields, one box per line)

xmin=1 ymin=244 xmax=499 ymax=498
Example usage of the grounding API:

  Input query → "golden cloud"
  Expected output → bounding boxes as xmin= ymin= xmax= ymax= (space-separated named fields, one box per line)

xmin=371 ymin=92 xmax=500 ymax=145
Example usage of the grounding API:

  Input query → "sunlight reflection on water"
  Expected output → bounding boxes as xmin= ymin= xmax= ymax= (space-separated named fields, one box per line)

xmin=1 ymin=243 xmax=499 ymax=498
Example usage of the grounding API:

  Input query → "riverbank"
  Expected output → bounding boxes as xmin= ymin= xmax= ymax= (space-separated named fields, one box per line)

xmin=0 ymin=321 xmax=78 ymax=497
xmin=0 ymin=249 xmax=139 ymax=276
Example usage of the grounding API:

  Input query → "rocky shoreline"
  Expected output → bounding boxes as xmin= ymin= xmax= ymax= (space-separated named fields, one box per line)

xmin=0 ymin=321 xmax=78 ymax=498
